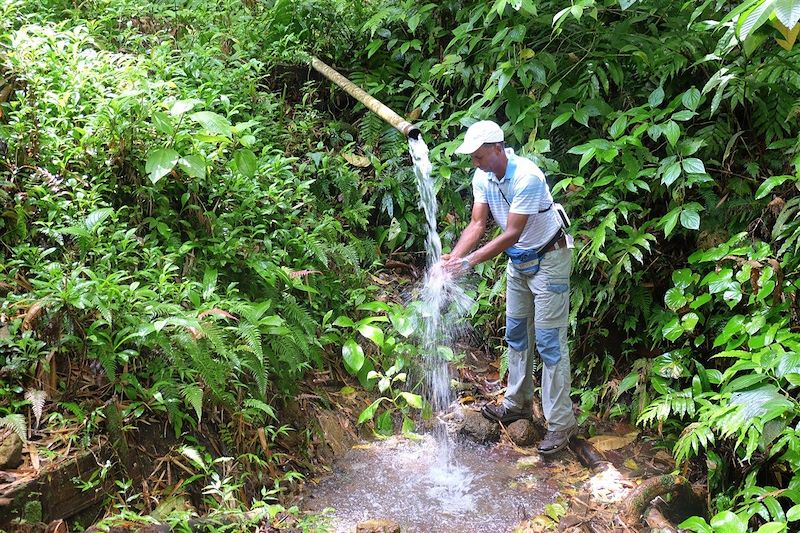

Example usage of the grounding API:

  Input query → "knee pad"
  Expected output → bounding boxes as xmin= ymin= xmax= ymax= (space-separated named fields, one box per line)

xmin=506 ymin=316 xmax=529 ymax=352
xmin=536 ymin=327 xmax=562 ymax=367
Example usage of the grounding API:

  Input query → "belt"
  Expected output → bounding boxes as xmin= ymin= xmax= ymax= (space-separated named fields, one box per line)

xmin=540 ymin=229 xmax=568 ymax=255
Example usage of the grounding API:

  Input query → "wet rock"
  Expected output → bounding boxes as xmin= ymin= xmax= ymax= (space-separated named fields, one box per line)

xmin=0 ymin=431 xmax=23 ymax=469
xmin=317 ymin=410 xmax=355 ymax=460
xmin=516 ymin=454 xmax=542 ymax=469
xmin=459 ymin=410 xmax=499 ymax=443
xmin=356 ymin=519 xmax=401 ymax=533
xmin=507 ymin=419 xmax=542 ymax=446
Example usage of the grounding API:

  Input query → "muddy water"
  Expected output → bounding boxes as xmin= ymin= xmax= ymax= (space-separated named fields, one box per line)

xmin=305 ymin=434 xmax=558 ymax=532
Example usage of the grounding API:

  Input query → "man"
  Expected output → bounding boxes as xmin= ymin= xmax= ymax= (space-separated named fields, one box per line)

xmin=441 ymin=120 xmax=578 ymax=455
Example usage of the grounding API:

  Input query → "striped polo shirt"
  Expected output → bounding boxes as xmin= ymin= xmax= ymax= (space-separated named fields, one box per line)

xmin=472 ymin=148 xmax=562 ymax=251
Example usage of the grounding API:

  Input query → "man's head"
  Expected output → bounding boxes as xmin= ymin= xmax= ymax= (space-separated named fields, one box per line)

xmin=455 ymin=120 xmax=507 ymax=175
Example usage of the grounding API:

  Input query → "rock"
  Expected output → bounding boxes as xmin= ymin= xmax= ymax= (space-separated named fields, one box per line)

xmin=516 ymin=455 xmax=542 ymax=469
xmin=317 ymin=410 xmax=355 ymax=460
xmin=0 ymin=431 xmax=23 ymax=469
xmin=459 ymin=410 xmax=499 ymax=443
xmin=507 ymin=419 xmax=542 ymax=446
xmin=356 ymin=519 xmax=401 ymax=533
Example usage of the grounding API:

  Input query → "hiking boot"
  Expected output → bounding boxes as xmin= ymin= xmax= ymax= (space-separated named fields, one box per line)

xmin=537 ymin=425 xmax=578 ymax=455
xmin=481 ymin=403 xmax=531 ymax=424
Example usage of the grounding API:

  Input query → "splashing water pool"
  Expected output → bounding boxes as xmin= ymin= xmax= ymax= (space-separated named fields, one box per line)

xmin=304 ymin=434 xmax=558 ymax=532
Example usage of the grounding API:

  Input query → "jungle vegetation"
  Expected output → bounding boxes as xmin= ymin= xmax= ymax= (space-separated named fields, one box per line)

xmin=1 ymin=0 xmax=800 ymax=530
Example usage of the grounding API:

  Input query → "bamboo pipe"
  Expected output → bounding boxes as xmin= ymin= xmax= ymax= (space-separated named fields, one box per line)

xmin=310 ymin=56 xmax=421 ymax=139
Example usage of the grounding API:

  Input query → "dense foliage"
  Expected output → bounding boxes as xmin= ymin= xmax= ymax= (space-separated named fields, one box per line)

xmin=2 ymin=0 xmax=800 ymax=530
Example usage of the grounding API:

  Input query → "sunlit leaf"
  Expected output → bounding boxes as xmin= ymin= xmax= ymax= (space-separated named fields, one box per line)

xmin=190 ymin=111 xmax=232 ymax=136
xmin=145 ymin=148 xmax=180 ymax=184
xmin=342 ymin=339 xmax=365 ymax=374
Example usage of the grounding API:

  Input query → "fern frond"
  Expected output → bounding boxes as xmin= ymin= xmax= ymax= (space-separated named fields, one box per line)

xmin=243 ymin=398 xmax=278 ymax=421
xmin=181 ymin=384 xmax=203 ymax=423
xmin=25 ymin=389 xmax=47 ymax=429
xmin=0 ymin=414 xmax=27 ymax=442
xmin=237 ymin=322 xmax=264 ymax=363
xmin=282 ymin=296 xmax=316 ymax=336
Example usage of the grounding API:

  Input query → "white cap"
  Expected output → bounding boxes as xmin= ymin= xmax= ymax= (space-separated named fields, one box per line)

xmin=454 ymin=120 xmax=504 ymax=154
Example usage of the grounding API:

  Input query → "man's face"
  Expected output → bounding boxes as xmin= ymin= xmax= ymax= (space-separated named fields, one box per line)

xmin=470 ymin=143 xmax=502 ymax=173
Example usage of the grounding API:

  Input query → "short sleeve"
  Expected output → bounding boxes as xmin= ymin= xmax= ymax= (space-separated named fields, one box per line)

xmin=472 ymin=171 xmax=488 ymax=205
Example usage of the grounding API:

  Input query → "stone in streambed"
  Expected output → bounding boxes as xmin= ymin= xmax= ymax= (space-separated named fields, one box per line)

xmin=356 ymin=519 xmax=401 ymax=533
xmin=0 ymin=431 xmax=23 ymax=469
xmin=507 ymin=419 xmax=542 ymax=447
xmin=459 ymin=410 xmax=500 ymax=443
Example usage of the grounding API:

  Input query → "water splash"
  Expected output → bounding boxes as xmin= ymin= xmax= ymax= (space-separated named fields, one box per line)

xmin=408 ymin=137 xmax=473 ymax=453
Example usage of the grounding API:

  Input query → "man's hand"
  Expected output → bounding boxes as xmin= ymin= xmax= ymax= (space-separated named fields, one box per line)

xmin=441 ymin=254 xmax=473 ymax=277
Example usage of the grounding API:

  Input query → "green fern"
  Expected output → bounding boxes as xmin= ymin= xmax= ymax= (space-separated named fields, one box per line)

xmin=181 ymin=384 xmax=203 ymax=423
xmin=673 ymin=422 xmax=715 ymax=464
xmin=0 ymin=414 xmax=27 ymax=443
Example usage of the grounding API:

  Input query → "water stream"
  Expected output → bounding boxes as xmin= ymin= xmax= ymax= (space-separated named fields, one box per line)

xmin=305 ymin=136 xmax=556 ymax=531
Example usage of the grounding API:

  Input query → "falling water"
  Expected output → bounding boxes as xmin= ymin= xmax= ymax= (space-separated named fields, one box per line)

xmin=408 ymin=136 xmax=473 ymax=448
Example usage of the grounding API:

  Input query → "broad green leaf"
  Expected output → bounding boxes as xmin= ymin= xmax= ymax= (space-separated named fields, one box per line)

xmin=709 ymin=510 xmax=747 ymax=533
xmin=550 ymin=111 xmax=572 ymax=130
xmin=691 ymin=293 xmax=712 ymax=308
xmin=574 ymin=107 xmax=590 ymax=126
xmin=233 ymin=148 xmax=257 ymax=178
xmin=680 ymin=208 xmax=701 ymax=230
xmin=649 ymin=86 xmax=665 ymax=107
xmin=682 ymin=312 xmax=699 ymax=331
xmin=672 ymin=268 xmax=694 ymax=289
xmin=85 ymin=208 xmax=114 ymax=231
xmin=145 ymin=148 xmax=180 ymax=184
xmin=358 ymin=324 xmax=385 ymax=348
xmin=679 ymin=516 xmax=713 ymax=532
xmin=615 ymin=371 xmax=640 ymax=398
xmin=190 ymin=111 xmax=232 ymax=136
xmin=390 ymin=313 xmax=415 ymax=338
xmin=737 ymin=0 xmax=776 ymax=41
xmin=400 ymin=392 xmax=423 ymax=409
xmin=152 ymin=111 xmax=174 ymax=135
xmin=662 ymin=317 xmax=684 ymax=341
xmin=682 ymin=158 xmax=706 ymax=174
xmin=787 ymin=504 xmax=800 ymax=521
xmin=170 ymin=99 xmax=201 ymax=116
xmin=177 ymin=155 xmax=206 ymax=179
xmin=662 ymin=208 xmax=680 ymax=237
xmin=672 ymin=110 xmax=696 ymax=121
xmin=333 ymin=316 xmax=355 ymax=328
xmin=662 ymin=162 xmax=682 ymax=186
xmin=755 ymin=175 xmax=793 ymax=199
xmin=357 ymin=301 xmax=391 ymax=313
xmin=342 ymin=339 xmax=365 ymax=374
xmin=665 ymin=288 xmax=688 ymax=311
xmin=775 ymin=0 xmax=800 ymax=28
xmin=664 ymin=120 xmax=680 ymax=147
xmin=609 ymin=115 xmax=628 ymax=139
xmin=681 ymin=87 xmax=701 ymax=110
xmin=378 ymin=377 xmax=390 ymax=393
xmin=755 ymin=523 xmax=787 ymax=533
xmin=357 ymin=398 xmax=383 ymax=424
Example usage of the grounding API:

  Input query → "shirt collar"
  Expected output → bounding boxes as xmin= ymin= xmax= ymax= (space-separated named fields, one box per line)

xmin=489 ymin=148 xmax=516 ymax=183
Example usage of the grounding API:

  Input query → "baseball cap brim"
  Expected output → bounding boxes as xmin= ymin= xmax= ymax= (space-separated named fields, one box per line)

xmin=454 ymin=137 xmax=484 ymax=155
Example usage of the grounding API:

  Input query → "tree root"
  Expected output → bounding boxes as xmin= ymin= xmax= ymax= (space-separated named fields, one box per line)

xmin=623 ymin=473 xmax=685 ymax=524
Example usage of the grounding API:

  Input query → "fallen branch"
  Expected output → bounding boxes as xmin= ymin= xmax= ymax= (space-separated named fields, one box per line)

xmin=623 ymin=473 xmax=685 ymax=524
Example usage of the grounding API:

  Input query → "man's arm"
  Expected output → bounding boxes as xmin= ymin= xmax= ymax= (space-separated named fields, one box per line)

xmin=466 ymin=212 xmax=529 ymax=267
xmin=445 ymin=202 xmax=489 ymax=260
xmin=444 ymin=210 xmax=529 ymax=273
